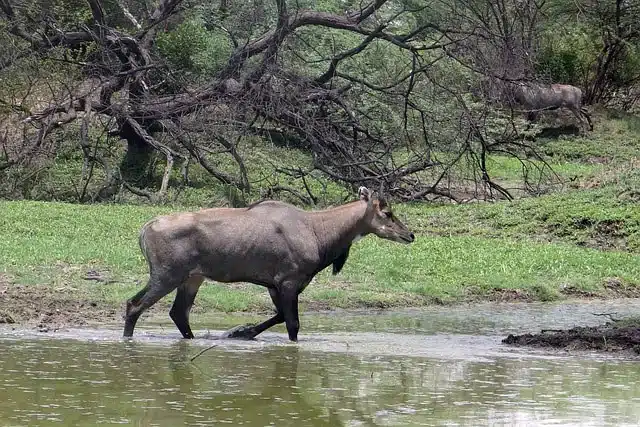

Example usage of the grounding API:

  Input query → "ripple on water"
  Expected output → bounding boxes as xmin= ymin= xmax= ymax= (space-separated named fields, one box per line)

xmin=1 ymin=304 xmax=640 ymax=426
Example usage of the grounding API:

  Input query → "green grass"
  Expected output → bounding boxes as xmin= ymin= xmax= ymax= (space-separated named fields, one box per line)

xmin=325 ymin=235 xmax=640 ymax=303
xmin=1 ymin=198 xmax=639 ymax=313
xmin=404 ymin=150 xmax=605 ymax=196
xmin=484 ymin=155 xmax=604 ymax=183
xmin=1 ymin=110 xmax=639 ymax=313
xmin=15 ymin=138 xmax=352 ymax=208
xmin=539 ymin=113 xmax=640 ymax=162
xmin=400 ymin=169 xmax=640 ymax=253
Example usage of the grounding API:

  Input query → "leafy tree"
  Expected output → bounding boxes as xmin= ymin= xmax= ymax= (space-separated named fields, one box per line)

xmin=0 ymin=0 xmax=637 ymax=204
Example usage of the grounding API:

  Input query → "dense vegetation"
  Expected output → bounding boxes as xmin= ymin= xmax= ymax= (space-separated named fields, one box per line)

xmin=0 ymin=0 xmax=638 ymax=205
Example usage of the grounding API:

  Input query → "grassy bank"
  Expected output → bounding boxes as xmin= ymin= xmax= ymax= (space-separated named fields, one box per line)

xmin=1 ymin=194 xmax=639 ymax=322
xmin=1 ymin=110 xmax=639 ymax=324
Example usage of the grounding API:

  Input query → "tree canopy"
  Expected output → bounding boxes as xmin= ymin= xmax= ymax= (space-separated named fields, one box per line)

xmin=1 ymin=0 xmax=638 ymax=204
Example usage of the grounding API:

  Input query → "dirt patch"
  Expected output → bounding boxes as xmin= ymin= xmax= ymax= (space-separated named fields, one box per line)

xmin=0 ymin=273 xmax=161 ymax=332
xmin=601 ymin=277 xmax=640 ymax=298
xmin=503 ymin=321 xmax=640 ymax=355
xmin=588 ymin=219 xmax=630 ymax=251
xmin=545 ymin=216 xmax=636 ymax=252
xmin=302 ymin=300 xmax=335 ymax=312
xmin=618 ymin=190 xmax=640 ymax=203
xmin=559 ymin=278 xmax=640 ymax=299
xmin=585 ymin=156 xmax=611 ymax=165
xmin=0 ymin=274 xmax=220 ymax=332
xmin=559 ymin=285 xmax=599 ymax=298
xmin=465 ymin=286 xmax=534 ymax=303
xmin=0 ymin=282 xmax=121 ymax=332
xmin=485 ymin=288 xmax=534 ymax=302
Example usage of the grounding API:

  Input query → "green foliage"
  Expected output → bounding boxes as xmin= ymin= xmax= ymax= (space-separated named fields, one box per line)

xmin=614 ymin=44 xmax=640 ymax=87
xmin=156 ymin=18 xmax=232 ymax=75
xmin=536 ymin=24 xmax=598 ymax=84
xmin=9 ymin=0 xmax=92 ymax=31
xmin=51 ymin=0 xmax=92 ymax=26
xmin=538 ymin=0 xmax=640 ymax=96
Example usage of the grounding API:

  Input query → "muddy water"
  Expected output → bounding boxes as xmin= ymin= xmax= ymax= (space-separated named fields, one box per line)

xmin=1 ymin=300 xmax=639 ymax=426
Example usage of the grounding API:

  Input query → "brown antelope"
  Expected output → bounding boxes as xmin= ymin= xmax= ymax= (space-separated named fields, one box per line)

xmin=124 ymin=186 xmax=414 ymax=342
xmin=509 ymin=82 xmax=593 ymax=131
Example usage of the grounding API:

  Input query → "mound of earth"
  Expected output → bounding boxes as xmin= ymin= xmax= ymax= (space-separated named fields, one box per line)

xmin=503 ymin=320 xmax=640 ymax=354
xmin=0 ymin=275 xmax=180 ymax=332
xmin=0 ymin=284 xmax=121 ymax=332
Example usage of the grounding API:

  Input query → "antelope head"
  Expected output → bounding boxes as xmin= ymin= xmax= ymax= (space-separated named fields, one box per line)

xmin=359 ymin=186 xmax=414 ymax=244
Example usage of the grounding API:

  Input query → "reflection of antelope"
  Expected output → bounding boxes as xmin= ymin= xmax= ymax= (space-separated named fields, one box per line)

xmin=509 ymin=82 xmax=593 ymax=131
xmin=123 ymin=186 xmax=414 ymax=342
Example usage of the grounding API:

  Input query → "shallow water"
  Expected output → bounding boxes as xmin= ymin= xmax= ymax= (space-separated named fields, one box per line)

xmin=189 ymin=298 xmax=640 ymax=337
xmin=1 ymin=300 xmax=639 ymax=426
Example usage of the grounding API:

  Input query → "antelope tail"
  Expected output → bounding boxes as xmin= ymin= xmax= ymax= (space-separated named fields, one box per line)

xmin=138 ymin=219 xmax=156 ymax=266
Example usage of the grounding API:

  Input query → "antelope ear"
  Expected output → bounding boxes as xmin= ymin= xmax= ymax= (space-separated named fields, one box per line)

xmin=358 ymin=186 xmax=371 ymax=202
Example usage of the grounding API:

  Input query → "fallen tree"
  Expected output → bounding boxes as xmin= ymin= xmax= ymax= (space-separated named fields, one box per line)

xmin=1 ymin=0 xmax=610 ymax=204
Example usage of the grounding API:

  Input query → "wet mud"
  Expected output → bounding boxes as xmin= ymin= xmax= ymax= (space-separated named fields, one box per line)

xmin=0 ymin=277 xmax=124 ymax=331
xmin=504 ymin=320 xmax=640 ymax=355
xmin=3 ymin=273 xmax=640 ymax=356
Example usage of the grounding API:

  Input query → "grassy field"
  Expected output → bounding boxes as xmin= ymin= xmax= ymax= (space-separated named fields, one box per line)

xmin=1 ymin=188 xmax=639 ymax=316
xmin=1 ymin=110 xmax=639 ymax=322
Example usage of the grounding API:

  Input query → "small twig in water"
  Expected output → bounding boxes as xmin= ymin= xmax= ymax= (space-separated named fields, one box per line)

xmin=190 ymin=344 xmax=218 ymax=362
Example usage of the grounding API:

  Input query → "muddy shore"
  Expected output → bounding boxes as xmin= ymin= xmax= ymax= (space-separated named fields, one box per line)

xmin=503 ymin=320 xmax=640 ymax=354
xmin=0 ymin=279 xmax=147 ymax=332
xmin=2 ymin=274 xmax=639 ymax=354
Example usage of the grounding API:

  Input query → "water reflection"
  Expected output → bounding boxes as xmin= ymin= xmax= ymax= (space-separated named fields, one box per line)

xmin=0 ymin=337 xmax=639 ymax=426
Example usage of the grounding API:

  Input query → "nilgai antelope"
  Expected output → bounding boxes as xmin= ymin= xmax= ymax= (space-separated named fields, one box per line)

xmin=510 ymin=82 xmax=593 ymax=131
xmin=124 ymin=186 xmax=414 ymax=342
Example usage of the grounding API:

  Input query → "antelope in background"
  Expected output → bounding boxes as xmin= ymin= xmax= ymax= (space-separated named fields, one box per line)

xmin=509 ymin=82 xmax=593 ymax=131
xmin=123 ymin=186 xmax=414 ymax=342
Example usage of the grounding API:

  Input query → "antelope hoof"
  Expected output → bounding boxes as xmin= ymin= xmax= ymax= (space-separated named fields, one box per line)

xmin=221 ymin=324 xmax=257 ymax=340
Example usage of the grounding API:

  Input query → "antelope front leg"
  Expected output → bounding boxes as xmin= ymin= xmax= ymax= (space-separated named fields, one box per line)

xmin=221 ymin=287 xmax=300 ymax=341
xmin=221 ymin=315 xmax=286 ymax=340
xmin=222 ymin=289 xmax=286 ymax=339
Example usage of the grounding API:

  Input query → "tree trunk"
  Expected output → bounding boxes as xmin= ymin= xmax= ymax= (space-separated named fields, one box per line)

xmin=118 ymin=119 xmax=155 ymax=188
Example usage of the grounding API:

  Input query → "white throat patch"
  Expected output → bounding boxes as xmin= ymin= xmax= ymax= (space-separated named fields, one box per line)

xmin=351 ymin=234 xmax=364 ymax=244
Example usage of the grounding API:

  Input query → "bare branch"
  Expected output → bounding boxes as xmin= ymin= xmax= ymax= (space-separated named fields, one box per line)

xmin=86 ymin=0 xmax=106 ymax=26
xmin=315 ymin=27 xmax=383 ymax=85
xmin=122 ymin=180 xmax=154 ymax=200
xmin=266 ymin=185 xmax=315 ymax=206
xmin=219 ymin=1 xmax=392 ymax=78
xmin=140 ymin=0 xmax=184 ymax=48
xmin=117 ymin=0 xmax=142 ymax=30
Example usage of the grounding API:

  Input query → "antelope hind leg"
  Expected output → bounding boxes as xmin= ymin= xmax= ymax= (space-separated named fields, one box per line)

xmin=220 ymin=313 xmax=285 ymax=340
xmin=169 ymin=275 xmax=204 ymax=339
